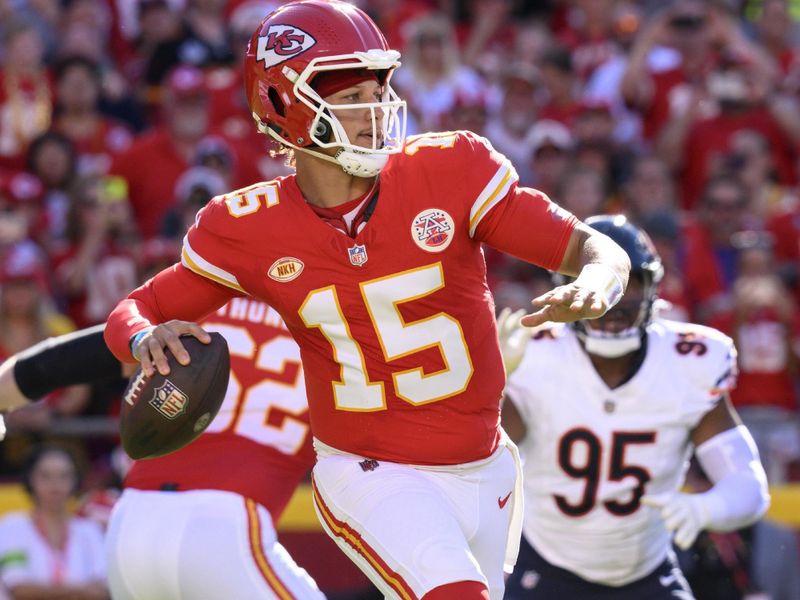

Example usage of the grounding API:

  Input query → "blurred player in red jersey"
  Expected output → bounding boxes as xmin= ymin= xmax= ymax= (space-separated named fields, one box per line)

xmin=103 ymin=2 xmax=631 ymax=598
xmin=0 ymin=301 xmax=324 ymax=600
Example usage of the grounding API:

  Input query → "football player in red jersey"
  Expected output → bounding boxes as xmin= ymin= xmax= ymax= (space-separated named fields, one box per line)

xmin=103 ymin=2 xmax=631 ymax=598
xmin=0 ymin=302 xmax=324 ymax=600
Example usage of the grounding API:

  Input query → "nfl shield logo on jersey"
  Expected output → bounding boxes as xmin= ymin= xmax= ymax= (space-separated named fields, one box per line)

xmin=149 ymin=380 xmax=189 ymax=420
xmin=348 ymin=244 xmax=368 ymax=267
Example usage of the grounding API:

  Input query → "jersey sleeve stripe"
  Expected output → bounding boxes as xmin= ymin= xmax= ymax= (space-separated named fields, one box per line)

xmin=468 ymin=160 xmax=518 ymax=237
xmin=181 ymin=237 xmax=246 ymax=293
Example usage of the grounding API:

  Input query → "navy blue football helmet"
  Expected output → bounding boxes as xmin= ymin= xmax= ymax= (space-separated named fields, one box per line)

xmin=574 ymin=215 xmax=664 ymax=357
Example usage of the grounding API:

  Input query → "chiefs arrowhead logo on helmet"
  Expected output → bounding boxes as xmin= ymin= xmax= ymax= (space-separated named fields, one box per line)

xmin=256 ymin=25 xmax=316 ymax=68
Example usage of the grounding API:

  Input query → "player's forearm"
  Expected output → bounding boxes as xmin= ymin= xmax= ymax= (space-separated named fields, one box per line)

xmin=105 ymin=297 xmax=161 ymax=362
xmin=105 ymin=264 xmax=237 ymax=362
xmin=696 ymin=425 xmax=771 ymax=531
xmin=11 ymin=326 xmax=121 ymax=404
xmin=698 ymin=470 xmax=770 ymax=532
xmin=560 ymin=223 xmax=631 ymax=282
xmin=0 ymin=357 xmax=29 ymax=411
xmin=554 ymin=224 xmax=630 ymax=311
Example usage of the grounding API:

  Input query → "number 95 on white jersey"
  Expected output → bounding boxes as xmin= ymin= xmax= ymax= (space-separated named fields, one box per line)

xmin=504 ymin=319 xmax=737 ymax=586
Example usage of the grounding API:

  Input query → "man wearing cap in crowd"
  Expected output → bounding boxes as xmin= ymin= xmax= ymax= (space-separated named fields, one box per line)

xmin=526 ymin=119 xmax=573 ymax=197
xmin=110 ymin=65 xmax=261 ymax=238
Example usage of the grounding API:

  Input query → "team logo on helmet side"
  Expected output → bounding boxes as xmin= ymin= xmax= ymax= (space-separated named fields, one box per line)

xmin=149 ymin=380 xmax=188 ymax=420
xmin=256 ymin=25 xmax=317 ymax=68
xmin=411 ymin=209 xmax=454 ymax=253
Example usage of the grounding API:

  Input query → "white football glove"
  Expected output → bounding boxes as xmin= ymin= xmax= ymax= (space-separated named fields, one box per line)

xmin=0 ymin=414 xmax=5 ymax=442
xmin=496 ymin=307 xmax=529 ymax=376
xmin=642 ymin=493 xmax=711 ymax=550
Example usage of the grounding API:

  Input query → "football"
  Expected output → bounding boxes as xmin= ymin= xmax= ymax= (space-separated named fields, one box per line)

xmin=119 ymin=333 xmax=230 ymax=460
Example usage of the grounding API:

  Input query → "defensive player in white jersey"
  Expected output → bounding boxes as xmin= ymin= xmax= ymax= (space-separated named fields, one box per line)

xmin=0 ymin=299 xmax=324 ymax=600
xmin=498 ymin=215 xmax=770 ymax=599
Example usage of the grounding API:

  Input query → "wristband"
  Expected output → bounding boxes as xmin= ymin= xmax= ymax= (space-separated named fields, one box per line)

xmin=129 ymin=327 xmax=154 ymax=361
xmin=574 ymin=263 xmax=624 ymax=310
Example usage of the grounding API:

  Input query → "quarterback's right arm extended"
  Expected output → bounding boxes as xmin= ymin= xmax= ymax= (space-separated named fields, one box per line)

xmin=104 ymin=264 xmax=238 ymax=366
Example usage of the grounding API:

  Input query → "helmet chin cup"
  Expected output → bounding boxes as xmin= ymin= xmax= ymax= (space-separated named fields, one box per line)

xmin=335 ymin=148 xmax=389 ymax=178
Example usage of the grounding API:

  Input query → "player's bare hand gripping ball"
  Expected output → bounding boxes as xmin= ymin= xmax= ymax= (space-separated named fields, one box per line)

xmin=131 ymin=320 xmax=211 ymax=376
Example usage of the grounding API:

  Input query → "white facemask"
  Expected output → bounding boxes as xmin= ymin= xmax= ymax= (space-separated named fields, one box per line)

xmin=270 ymin=50 xmax=408 ymax=178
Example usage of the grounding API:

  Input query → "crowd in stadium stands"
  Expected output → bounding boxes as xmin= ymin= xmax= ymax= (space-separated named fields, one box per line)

xmin=0 ymin=0 xmax=798 ymax=543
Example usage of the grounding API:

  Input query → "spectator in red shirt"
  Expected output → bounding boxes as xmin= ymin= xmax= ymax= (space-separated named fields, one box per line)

xmin=621 ymin=153 xmax=677 ymax=223
xmin=0 ymin=246 xmax=88 ymax=436
xmin=711 ymin=232 xmax=800 ymax=484
xmin=536 ymin=45 xmax=583 ymax=127
xmin=110 ymin=65 xmax=212 ymax=237
xmin=0 ymin=21 xmax=53 ymax=169
xmin=554 ymin=165 xmax=607 ymax=222
xmin=767 ymin=203 xmax=800 ymax=303
xmin=25 ymin=132 xmax=78 ymax=247
xmin=0 ymin=171 xmax=45 ymax=251
xmin=50 ymin=175 xmax=139 ymax=328
xmin=621 ymin=1 xmax=777 ymax=145
xmin=484 ymin=65 xmax=539 ymax=184
xmin=52 ymin=57 xmax=134 ymax=177
xmin=727 ymin=129 xmax=798 ymax=224
xmin=660 ymin=51 xmax=799 ymax=209
xmin=681 ymin=174 xmax=752 ymax=323
xmin=752 ymin=0 xmax=800 ymax=94
xmin=556 ymin=0 xmax=618 ymax=82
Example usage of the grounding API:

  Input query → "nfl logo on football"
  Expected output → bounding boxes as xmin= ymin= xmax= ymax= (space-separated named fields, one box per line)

xmin=149 ymin=381 xmax=189 ymax=420
xmin=348 ymin=244 xmax=368 ymax=267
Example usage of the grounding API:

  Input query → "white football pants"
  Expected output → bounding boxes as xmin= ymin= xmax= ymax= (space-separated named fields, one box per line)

xmin=106 ymin=488 xmax=325 ymax=600
xmin=311 ymin=441 xmax=521 ymax=600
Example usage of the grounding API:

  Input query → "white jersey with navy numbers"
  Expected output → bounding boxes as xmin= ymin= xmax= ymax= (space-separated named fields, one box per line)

xmin=505 ymin=318 xmax=737 ymax=587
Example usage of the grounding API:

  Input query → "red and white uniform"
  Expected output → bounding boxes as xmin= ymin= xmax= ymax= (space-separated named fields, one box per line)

xmin=106 ymin=130 xmax=577 ymax=466
xmin=106 ymin=298 xmax=322 ymax=600
xmin=105 ymin=130 xmax=576 ymax=597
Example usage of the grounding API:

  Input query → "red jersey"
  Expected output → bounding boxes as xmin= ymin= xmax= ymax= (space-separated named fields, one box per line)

xmin=106 ymin=131 xmax=576 ymax=465
xmin=124 ymin=298 xmax=313 ymax=519
xmin=56 ymin=118 xmax=133 ymax=176
xmin=110 ymin=129 xmax=190 ymax=237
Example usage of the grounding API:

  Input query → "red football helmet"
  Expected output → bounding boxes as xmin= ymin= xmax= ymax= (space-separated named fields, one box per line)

xmin=244 ymin=0 xmax=407 ymax=177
